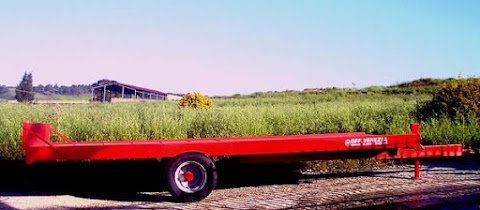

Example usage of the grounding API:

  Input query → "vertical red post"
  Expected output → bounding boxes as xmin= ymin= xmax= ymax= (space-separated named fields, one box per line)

xmin=410 ymin=123 xmax=421 ymax=134
xmin=414 ymin=159 xmax=421 ymax=179
xmin=411 ymin=123 xmax=422 ymax=179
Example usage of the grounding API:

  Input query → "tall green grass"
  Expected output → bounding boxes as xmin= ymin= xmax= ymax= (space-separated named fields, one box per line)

xmin=0 ymin=93 xmax=478 ymax=160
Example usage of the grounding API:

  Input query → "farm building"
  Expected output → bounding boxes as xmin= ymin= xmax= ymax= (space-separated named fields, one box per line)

xmin=92 ymin=80 xmax=167 ymax=102
xmin=166 ymin=93 xmax=184 ymax=101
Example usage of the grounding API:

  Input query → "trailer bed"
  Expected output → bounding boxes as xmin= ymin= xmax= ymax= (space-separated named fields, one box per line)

xmin=22 ymin=122 xmax=432 ymax=164
xmin=21 ymin=122 xmax=468 ymax=202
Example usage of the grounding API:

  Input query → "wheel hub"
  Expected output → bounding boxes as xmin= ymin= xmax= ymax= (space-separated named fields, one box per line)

xmin=174 ymin=161 xmax=208 ymax=193
xmin=184 ymin=171 xmax=195 ymax=182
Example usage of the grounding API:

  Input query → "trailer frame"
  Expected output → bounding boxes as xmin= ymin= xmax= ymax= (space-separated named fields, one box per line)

xmin=21 ymin=122 xmax=467 ymax=202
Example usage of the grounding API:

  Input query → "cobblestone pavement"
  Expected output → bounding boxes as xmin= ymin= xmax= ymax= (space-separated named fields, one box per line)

xmin=1 ymin=161 xmax=480 ymax=209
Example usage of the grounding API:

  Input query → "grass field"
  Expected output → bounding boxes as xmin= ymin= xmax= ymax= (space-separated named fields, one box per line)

xmin=1 ymin=91 xmax=479 ymax=161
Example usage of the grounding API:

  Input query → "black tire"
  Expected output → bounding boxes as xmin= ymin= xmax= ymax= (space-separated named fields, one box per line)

xmin=165 ymin=153 xmax=217 ymax=202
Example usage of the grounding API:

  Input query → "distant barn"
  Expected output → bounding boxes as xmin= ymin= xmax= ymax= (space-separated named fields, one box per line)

xmin=92 ymin=80 xmax=167 ymax=102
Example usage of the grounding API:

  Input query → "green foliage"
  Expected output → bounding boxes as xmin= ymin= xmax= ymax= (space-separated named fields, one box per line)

xmin=178 ymin=92 xmax=213 ymax=109
xmin=421 ymin=115 xmax=480 ymax=148
xmin=0 ymin=90 xmax=479 ymax=161
xmin=15 ymin=72 xmax=34 ymax=103
xmin=221 ymin=78 xmax=454 ymax=99
xmin=302 ymin=159 xmax=391 ymax=172
xmin=412 ymin=78 xmax=480 ymax=148
xmin=34 ymin=84 xmax=91 ymax=95
xmin=397 ymin=78 xmax=453 ymax=88
xmin=415 ymin=78 xmax=480 ymax=121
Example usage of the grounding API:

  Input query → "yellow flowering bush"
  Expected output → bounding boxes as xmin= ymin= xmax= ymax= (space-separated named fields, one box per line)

xmin=178 ymin=92 xmax=213 ymax=109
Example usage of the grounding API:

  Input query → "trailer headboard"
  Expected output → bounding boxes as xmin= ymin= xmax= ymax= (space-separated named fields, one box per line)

xmin=22 ymin=122 xmax=51 ymax=149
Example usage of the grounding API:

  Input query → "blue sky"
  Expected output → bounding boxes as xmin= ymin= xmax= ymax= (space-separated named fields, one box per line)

xmin=0 ymin=0 xmax=478 ymax=95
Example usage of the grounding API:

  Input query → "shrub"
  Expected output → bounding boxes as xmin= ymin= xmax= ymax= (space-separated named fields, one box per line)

xmin=178 ymin=92 xmax=213 ymax=109
xmin=415 ymin=78 xmax=480 ymax=121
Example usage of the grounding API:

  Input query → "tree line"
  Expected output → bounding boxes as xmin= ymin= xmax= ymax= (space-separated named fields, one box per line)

xmin=0 ymin=83 xmax=92 ymax=96
xmin=1 ymin=72 xmax=92 ymax=101
xmin=33 ymin=84 xmax=91 ymax=95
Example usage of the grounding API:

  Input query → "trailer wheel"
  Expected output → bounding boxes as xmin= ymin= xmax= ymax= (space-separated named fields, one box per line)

xmin=165 ymin=153 xmax=217 ymax=202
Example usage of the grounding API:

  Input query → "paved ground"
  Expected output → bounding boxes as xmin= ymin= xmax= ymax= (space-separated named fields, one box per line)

xmin=0 ymin=160 xmax=479 ymax=209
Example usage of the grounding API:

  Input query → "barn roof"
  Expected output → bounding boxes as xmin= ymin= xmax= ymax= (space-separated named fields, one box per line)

xmin=116 ymin=82 xmax=166 ymax=95
xmin=93 ymin=80 xmax=166 ymax=95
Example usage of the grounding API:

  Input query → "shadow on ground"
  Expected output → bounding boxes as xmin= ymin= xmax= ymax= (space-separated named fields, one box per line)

xmin=0 ymin=157 xmax=479 ymax=209
xmin=0 ymin=160 xmax=305 ymax=200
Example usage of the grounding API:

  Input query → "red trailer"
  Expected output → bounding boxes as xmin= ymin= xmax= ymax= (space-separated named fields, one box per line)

xmin=21 ymin=122 xmax=467 ymax=202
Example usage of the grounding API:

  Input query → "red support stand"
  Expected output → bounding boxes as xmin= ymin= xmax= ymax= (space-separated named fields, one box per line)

xmin=414 ymin=159 xmax=421 ymax=179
